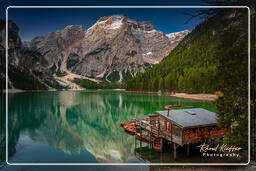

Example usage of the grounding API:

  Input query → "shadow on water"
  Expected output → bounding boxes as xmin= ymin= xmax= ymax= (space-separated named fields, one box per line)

xmin=0 ymin=90 xmax=232 ymax=165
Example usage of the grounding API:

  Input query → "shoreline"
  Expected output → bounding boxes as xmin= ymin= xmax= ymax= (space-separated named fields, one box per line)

xmin=1 ymin=89 xmax=218 ymax=101
xmin=125 ymin=90 xmax=218 ymax=101
xmin=170 ymin=93 xmax=218 ymax=101
xmin=1 ymin=88 xmax=126 ymax=94
xmin=1 ymin=88 xmax=58 ymax=94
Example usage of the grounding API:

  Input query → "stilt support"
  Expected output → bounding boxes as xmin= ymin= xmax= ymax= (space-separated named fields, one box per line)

xmin=160 ymin=138 xmax=163 ymax=152
xmin=187 ymin=143 xmax=190 ymax=156
xmin=173 ymin=143 xmax=177 ymax=160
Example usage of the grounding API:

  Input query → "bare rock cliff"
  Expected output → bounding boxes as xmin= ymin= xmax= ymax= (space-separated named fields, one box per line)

xmin=28 ymin=15 xmax=190 ymax=82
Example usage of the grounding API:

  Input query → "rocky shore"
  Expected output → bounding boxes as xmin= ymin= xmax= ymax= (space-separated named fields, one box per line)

xmin=125 ymin=90 xmax=218 ymax=101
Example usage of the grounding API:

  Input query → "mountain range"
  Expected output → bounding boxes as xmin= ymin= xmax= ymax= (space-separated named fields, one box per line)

xmin=0 ymin=14 xmax=189 ymax=90
xmin=1 ymin=3 xmax=253 ymax=162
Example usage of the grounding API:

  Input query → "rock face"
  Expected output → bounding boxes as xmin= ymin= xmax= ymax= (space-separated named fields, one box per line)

xmin=0 ymin=19 xmax=55 ymax=91
xmin=0 ymin=19 xmax=22 ymax=66
xmin=0 ymin=19 xmax=24 ymax=90
xmin=166 ymin=30 xmax=191 ymax=44
xmin=28 ymin=15 xmax=190 ymax=83
xmin=0 ymin=15 xmax=190 ymax=90
xmin=27 ymin=25 xmax=86 ymax=73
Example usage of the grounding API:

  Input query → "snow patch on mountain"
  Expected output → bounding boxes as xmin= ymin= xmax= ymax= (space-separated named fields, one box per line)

xmin=109 ymin=19 xmax=123 ymax=29
xmin=166 ymin=30 xmax=190 ymax=41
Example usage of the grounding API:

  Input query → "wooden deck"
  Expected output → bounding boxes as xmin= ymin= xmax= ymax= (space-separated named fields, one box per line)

xmin=134 ymin=116 xmax=227 ymax=146
xmin=131 ymin=116 xmax=227 ymax=160
xmin=135 ymin=119 xmax=182 ymax=145
xmin=122 ymin=109 xmax=228 ymax=160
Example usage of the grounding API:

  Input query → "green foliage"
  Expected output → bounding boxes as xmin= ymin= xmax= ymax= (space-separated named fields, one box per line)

xmin=126 ymin=50 xmax=137 ymax=57
xmin=251 ymin=3 xmax=256 ymax=162
xmin=107 ymin=71 xmax=120 ymax=82
xmin=43 ymin=78 xmax=68 ymax=89
xmin=215 ymin=8 xmax=249 ymax=151
xmin=122 ymin=70 xmax=132 ymax=81
xmin=55 ymin=70 xmax=67 ymax=77
xmin=125 ymin=7 xmax=250 ymax=154
xmin=8 ymin=65 xmax=48 ymax=90
xmin=21 ymin=47 xmax=42 ymax=61
xmin=144 ymin=62 xmax=152 ymax=69
xmin=125 ymin=10 xmax=239 ymax=94
xmin=73 ymin=78 xmax=97 ymax=89
xmin=73 ymin=78 xmax=122 ymax=89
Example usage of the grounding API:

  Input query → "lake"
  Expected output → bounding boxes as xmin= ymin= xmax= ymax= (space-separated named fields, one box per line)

xmin=1 ymin=90 xmax=239 ymax=164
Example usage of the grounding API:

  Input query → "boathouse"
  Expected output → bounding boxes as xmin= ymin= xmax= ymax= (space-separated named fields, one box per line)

xmin=133 ymin=108 xmax=228 ymax=159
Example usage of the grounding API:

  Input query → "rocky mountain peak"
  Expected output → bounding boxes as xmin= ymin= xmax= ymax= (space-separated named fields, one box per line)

xmin=26 ymin=15 xmax=190 ymax=87
xmin=98 ymin=14 xmax=126 ymax=22
xmin=90 ymin=15 xmax=126 ymax=31
xmin=63 ymin=25 xmax=85 ymax=31
xmin=92 ymin=14 xmax=154 ymax=32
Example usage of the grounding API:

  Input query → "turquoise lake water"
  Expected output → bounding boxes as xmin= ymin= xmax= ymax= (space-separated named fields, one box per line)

xmin=1 ymin=90 xmax=229 ymax=164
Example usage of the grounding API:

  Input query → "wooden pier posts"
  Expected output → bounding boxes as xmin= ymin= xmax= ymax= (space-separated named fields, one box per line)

xmin=187 ymin=143 xmax=190 ymax=156
xmin=160 ymin=138 xmax=163 ymax=152
xmin=140 ymin=125 xmax=142 ymax=147
xmin=173 ymin=143 xmax=177 ymax=160
xmin=135 ymin=135 xmax=137 ymax=149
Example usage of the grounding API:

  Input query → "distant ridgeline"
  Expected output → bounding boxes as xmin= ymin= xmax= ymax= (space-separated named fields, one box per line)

xmin=0 ymin=14 xmax=190 ymax=91
xmin=125 ymin=7 xmax=248 ymax=94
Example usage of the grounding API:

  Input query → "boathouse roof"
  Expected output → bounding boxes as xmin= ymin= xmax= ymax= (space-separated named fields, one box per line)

xmin=156 ymin=108 xmax=217 ymax=128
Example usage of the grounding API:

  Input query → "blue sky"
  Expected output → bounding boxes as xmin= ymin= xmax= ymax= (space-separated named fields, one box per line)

xmin=1 ymin=0 xmax=208 ymax=41
xmin=8 ymin=7 xmax=205 ymax=41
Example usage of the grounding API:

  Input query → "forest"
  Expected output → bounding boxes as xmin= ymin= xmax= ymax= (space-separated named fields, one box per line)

xmin=73 ymin=78 xmax=122 ymax=89
xmin=125 ymin=9 xmax=237 ymax=94
xmin=125 ymin=1 xmax=254 ymax=158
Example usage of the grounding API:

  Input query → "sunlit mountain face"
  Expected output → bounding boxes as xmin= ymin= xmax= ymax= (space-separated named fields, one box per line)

xmin=4 ymin=91 xmax=215 ymax=163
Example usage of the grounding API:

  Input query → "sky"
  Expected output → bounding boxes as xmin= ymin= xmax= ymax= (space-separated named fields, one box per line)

xmin=0 ymin=0 xmax=209 ymax=41
xmin=7 ymin=8 xmax=205 ymax=41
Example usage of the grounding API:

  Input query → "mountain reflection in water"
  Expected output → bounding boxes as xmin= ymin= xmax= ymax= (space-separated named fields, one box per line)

xmin=2 ymin=90 xmax=215 ymax=163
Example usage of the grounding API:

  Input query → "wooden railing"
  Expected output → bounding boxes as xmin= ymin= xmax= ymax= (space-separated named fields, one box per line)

xmin=135 ymin=119 xmax=182 ymax=145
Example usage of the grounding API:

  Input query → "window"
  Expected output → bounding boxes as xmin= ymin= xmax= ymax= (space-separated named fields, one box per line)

xmin=185 ymin=110 xmax=196 ymax=115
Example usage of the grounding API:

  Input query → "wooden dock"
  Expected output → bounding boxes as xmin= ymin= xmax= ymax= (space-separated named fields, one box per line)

xmin=121 ymin=107 xmax=228 ymax=160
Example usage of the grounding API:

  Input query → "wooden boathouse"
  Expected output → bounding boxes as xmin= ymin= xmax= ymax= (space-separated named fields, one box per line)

xmin=127 ymin=108 xmax=228 ymax=159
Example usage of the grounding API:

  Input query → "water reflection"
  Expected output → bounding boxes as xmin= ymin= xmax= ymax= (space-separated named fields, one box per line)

xmin=4 ymin=90 xmax=215 ymax=163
